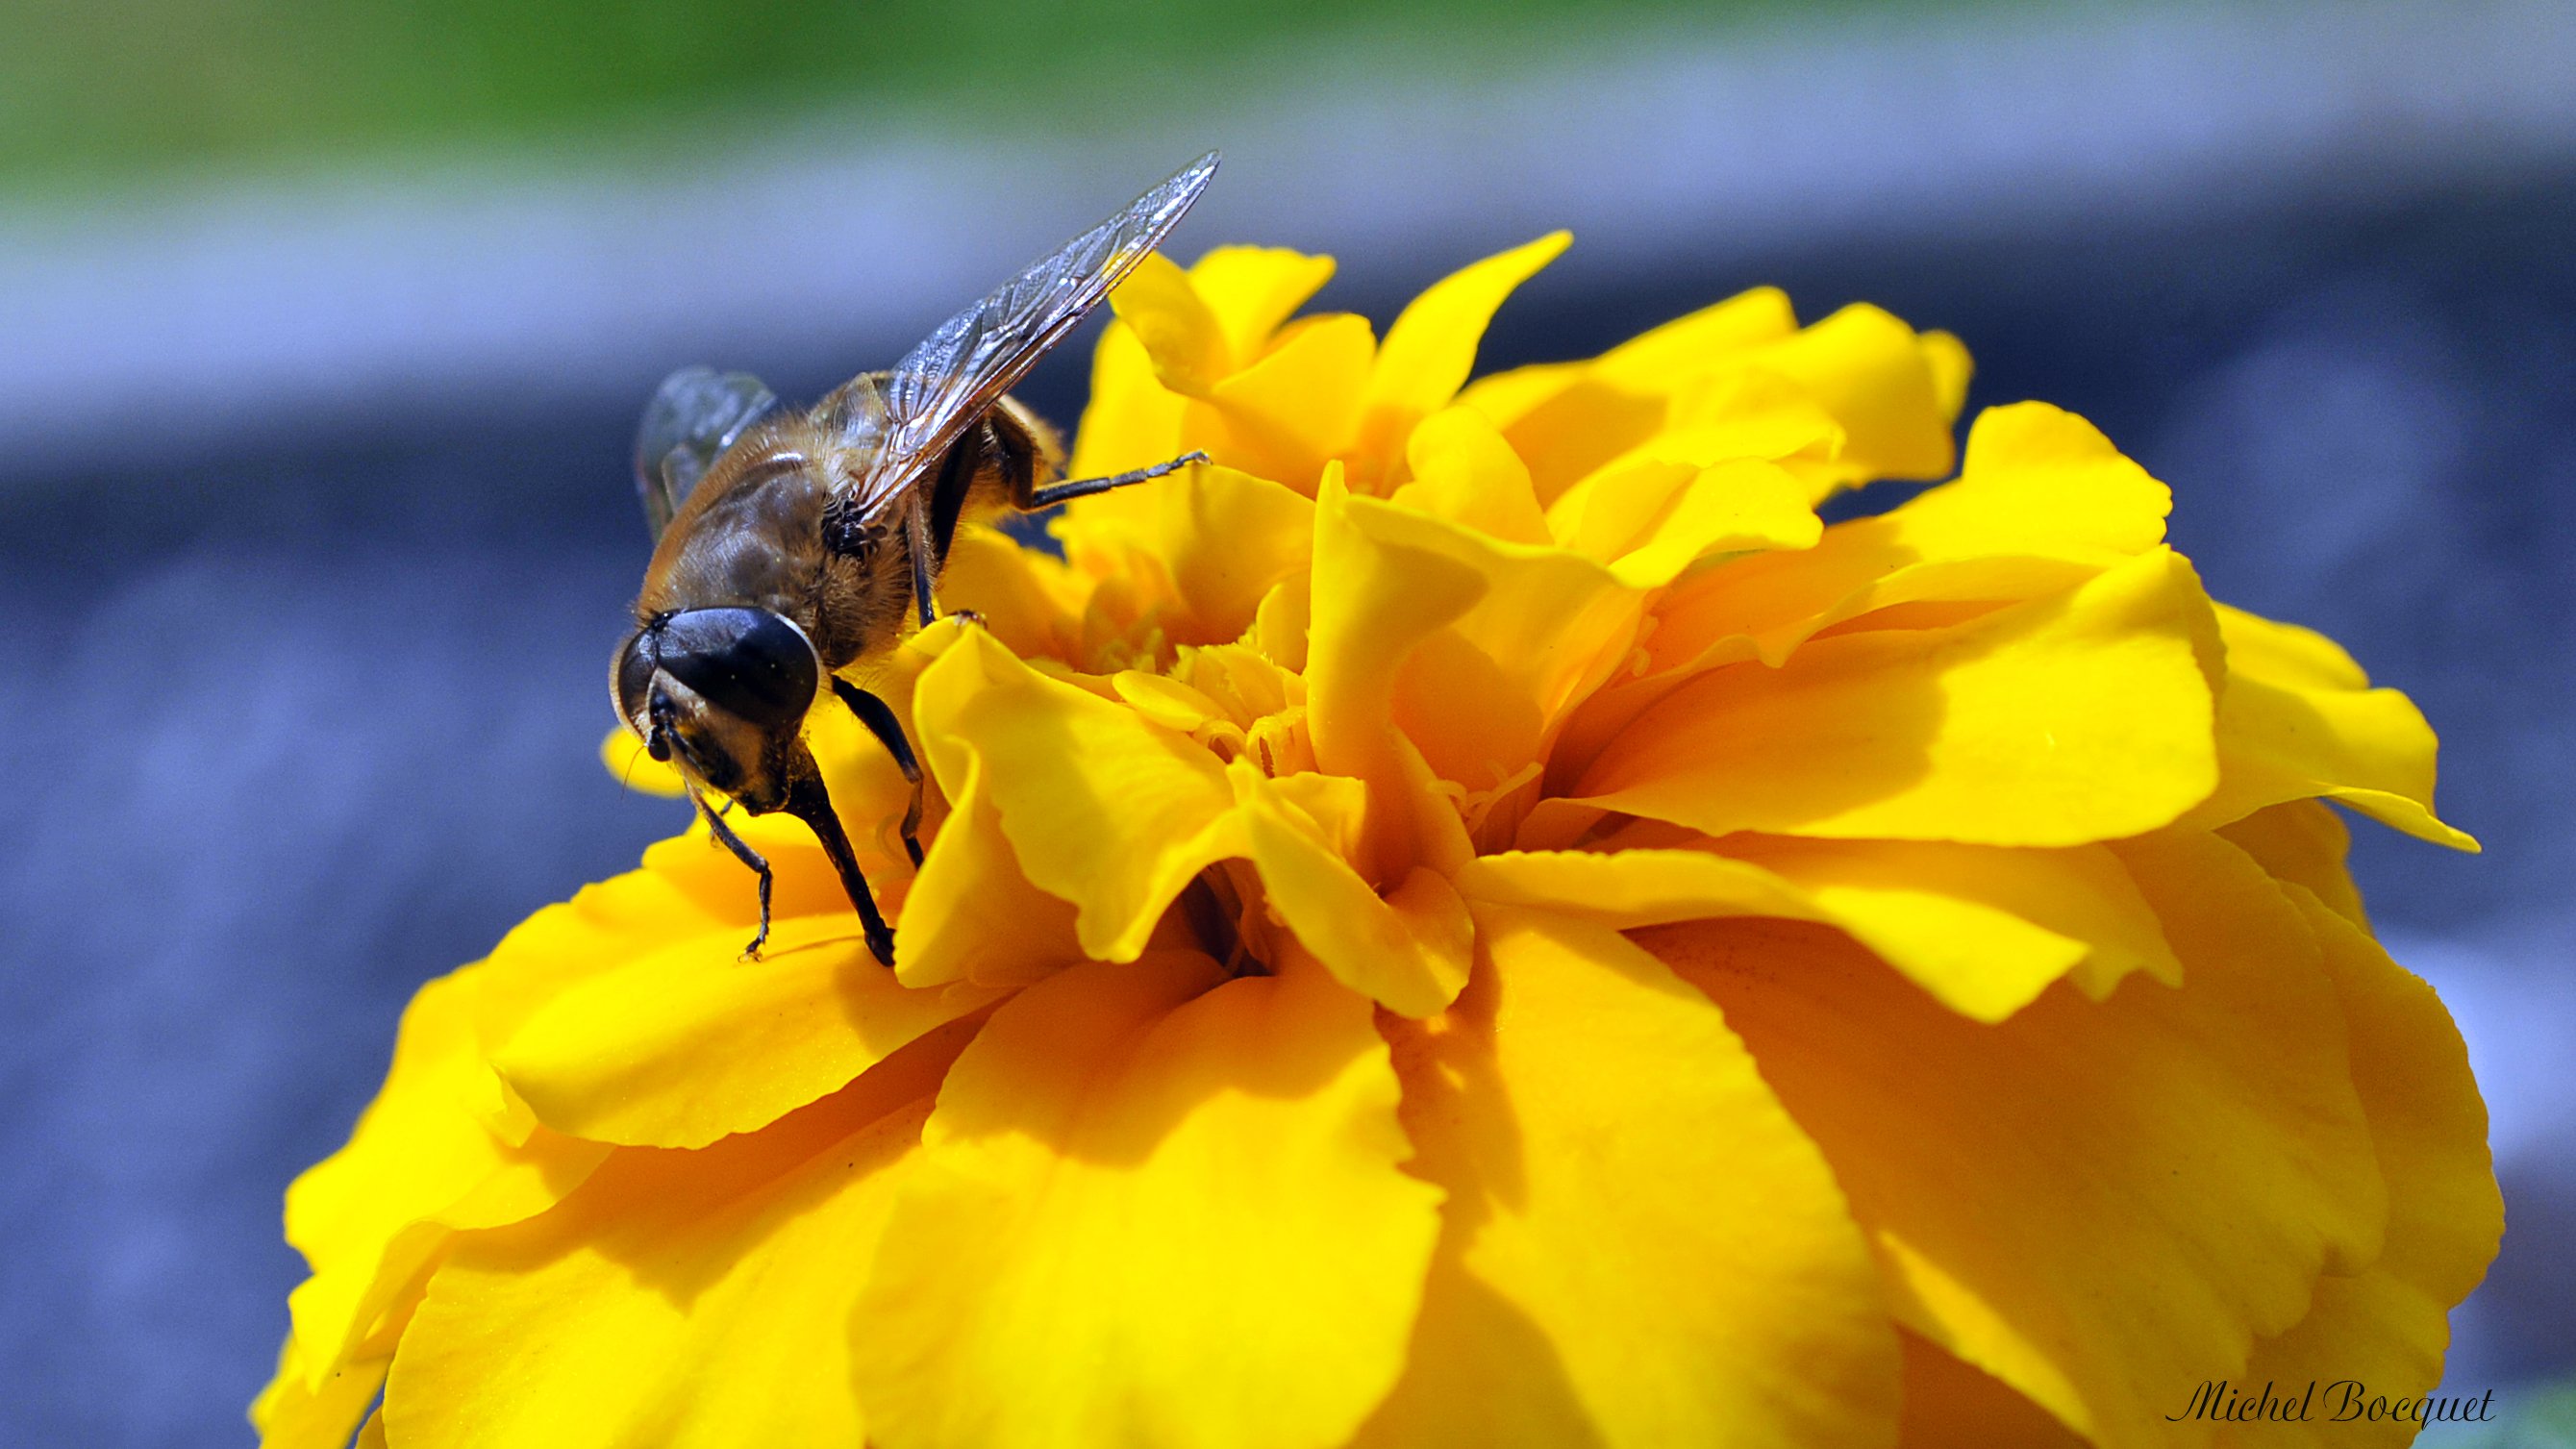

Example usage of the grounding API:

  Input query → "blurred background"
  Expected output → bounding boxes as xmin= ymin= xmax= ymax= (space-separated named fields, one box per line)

xmin=4 ymin=0 xmax=2573 ymax=1443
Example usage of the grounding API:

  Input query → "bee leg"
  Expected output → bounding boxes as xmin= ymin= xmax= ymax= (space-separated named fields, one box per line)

xmin=698 ymin=797 xmax=774 ymax=960
xmin=1023 ymin=450 xmax=1209 ymax=509
xmin=906 ymin=500 xmax=938 ymax=629
xmin=782 ymin=750 xmax=899 ymax=967
xmin=830 ymin=678 xmax=926 ymax=868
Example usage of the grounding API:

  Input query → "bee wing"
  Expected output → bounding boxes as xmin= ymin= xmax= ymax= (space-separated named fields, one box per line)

xmin=838 ymin=151 xmax=1218 ymax=516
xmin=635 ymin=365 xmax=782 ymax=540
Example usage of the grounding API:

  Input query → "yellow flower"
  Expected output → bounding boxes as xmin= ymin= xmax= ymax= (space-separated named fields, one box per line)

xmin=259 ymin=237 xmax=2501 ymax=1449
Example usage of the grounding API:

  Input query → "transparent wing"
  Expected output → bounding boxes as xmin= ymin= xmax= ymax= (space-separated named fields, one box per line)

xmin=635 ymin=365 xmax=780 ymax=539
xmin=839 ymin=151 xmax=1218 ymax=514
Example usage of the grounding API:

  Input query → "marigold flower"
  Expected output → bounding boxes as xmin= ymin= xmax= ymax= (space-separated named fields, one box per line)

xmin=259 ymin=236 xmax=2501 ymax=1449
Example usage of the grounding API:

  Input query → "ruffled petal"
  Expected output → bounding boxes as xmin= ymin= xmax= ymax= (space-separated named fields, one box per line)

xmin=913 ymin=627 xmax=1242 ymax=960
xmin=491 ymin=916 xmax=1004 ymax=1147
xmin=1110 ymin=252 xmax=1227 ymax=396
xmin=1304 ymin=470 xmax=1488 ymax=866
xmin=850 ymin=952 xmax=1440 ymax=1449
xmin=1067 ymin=316 xmax=1191 ymax=481
xmin=1645 ymin=403 xmax=2169 ymax=675
xmin=1056 ymin=463 xmax=1314 ymax=646
xmin=1459 ymin=833 xmax=2178 ymax=1022
xmin=1233 ymin=763 xmax=1471 ymax=1016
xmin=1548 ymin=456 xmax=1822 ymax=587
xmin=1573 ymin=546 xmax=2220 ymax=847
xmin=898 ymin=714 xmax=1088 ymax=989
xmin=1355 ymin=233 xmax=1571 ymax=481
xmin=1321 ymin=488 xmax=1648 ymax=846
xmin=2188 ymin=604 xmax=2477 ymax=849
xmin=1390 ymin=404 xmax=1551 ymax=544
xmin=1203 ymin=314 xmax=1378 ymax=490
xmin=1461 ymin=287 xmax=1801 ymax=503
xmin=251 ymin=1337 xmax=388 ymax=1449
xmin=2217 ymin=892 xmax=2501 ymax=1449
xmin=1187 ymin=245 xmax=1338 ymax=362
xmin=1357 ymin=907 xmax=1897 ymax=1449
xmin=2218 ymin=799 xmax=2369 ymax=928
xmin=1651 ymin=830 xmax=2386 ymax=1449
xmin=281 ymin=967 xmax=611 ymax=1402
xmin=1725 ymin=303 xmax=1965 ymax=489
xmin=384 ymin=1021 xmax=974 ymax=1449
xmin=1894 ymin=1331 xmax=2084 ymax=1449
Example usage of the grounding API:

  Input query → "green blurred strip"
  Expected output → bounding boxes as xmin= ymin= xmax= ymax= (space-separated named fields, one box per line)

xmin=3 ymin=0 xmax=2011 ymax=188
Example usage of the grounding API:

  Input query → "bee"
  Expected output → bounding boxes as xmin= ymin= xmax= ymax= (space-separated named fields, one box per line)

xmin=614 ymin=152 xmax=1218 ymax=966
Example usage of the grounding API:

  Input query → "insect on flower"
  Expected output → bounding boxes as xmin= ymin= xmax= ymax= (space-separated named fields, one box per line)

xmin=614 ymin=152 xmax=1218 ymax=966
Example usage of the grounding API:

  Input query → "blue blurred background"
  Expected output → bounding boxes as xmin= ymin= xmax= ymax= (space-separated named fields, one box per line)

xmin=3 ymin=1 xmax=2573 ymax=1443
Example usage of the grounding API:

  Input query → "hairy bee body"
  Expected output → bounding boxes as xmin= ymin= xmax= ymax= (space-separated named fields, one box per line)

xmin=613 ymin=154 xmax=1216 ymax=964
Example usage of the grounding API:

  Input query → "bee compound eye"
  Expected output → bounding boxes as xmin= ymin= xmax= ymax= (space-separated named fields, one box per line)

xmin=613 ymin=632 xmax=656 ymax=731
xmin=654 ymin=608 xmax=820 ymax=731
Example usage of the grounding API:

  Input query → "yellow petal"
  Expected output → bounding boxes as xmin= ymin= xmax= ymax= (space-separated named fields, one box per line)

xmin=1552 ymin=403 xmax=2174 ymax=774
xmin=599 ymin=724 xmax=685 ymax=796
xmin=1187 ymin=244 xmax=1338 ymax=362
xmin=2218 ymin=799 xmax=2369 ymax=929
xmin=1461 ymin=833 xmax=2178 ymax=1022
xmin=1550 ymin=456 xmax=1822 ymax=587
xmin=1574 ymin=546 xmax=2220 ymax=847
xmin=1355 ymin=232 xmax=1571 ymax=479
xmin=1108 ymin=252 xmax=1225 ymax=396
xmin=1068 ymin=317 xmax=1190 ymax=481
xmin=937 ymin=525 xmax=1092 ymax=665
xmin=898 ymin=709 xmax=1088 ymax=987
xmin=1202 ymin=312 xmax=1378 ymax=491
xmin=251 ymin=1337 xmax=388 ymax=1449
xmin=2218 ymin=892 xmax=2501 ymax=1449
xmin=1057 ymin=462 xmax=1314 ymax=646
xmin=1717 ymin=833 xmax=2182 ymax=1010
xmin=1653 ymin=830 xmax=2385 ymax=1449
xmin=1747 ymin=302 xmax=1962 ymax=486
xmin=1324 ymin=491 xmax=1645 ymax=841
xmin=1232 ymin=762 xmax=1471 ymax=1016
xmin=1590 ymin=284 xmax=1803 ymax=390
xmin=1651 ymin=402 xmax=2170 ymax=670
xmin=1304 ymin=470 xmax=1487 ymax=866
xmin=914 ymin=627 xmax=1242 ymax=960
xmin=1474 ymin=369 xmax=1668 ymax=508
xmin=282 ymin=967 xmax=611 ymax=1393
xmin=490 ymin=913 xmax=1004 ymax=1147
xmin=1894 ymin=1330 xmax=2084 ymax=1449
xmin=384 ymin=1021 xmax=972 ymax=1449
xmin=2188 ymin=604 xmax=2476 ymax=850
xmin=1357 ymin=907 xmax=1897 ymax=1449
xmin=1921 ymin=330 xmax=1974 ymax=421
xmin=850 ymin=951 xmax=1440 ymax=1449
xmin=1390 ymin=404 xmax=1551 ymax=544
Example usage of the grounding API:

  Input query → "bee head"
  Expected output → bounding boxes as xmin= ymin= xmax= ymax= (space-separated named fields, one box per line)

xmin=613 ymin=607 xmax=821 ymax=812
